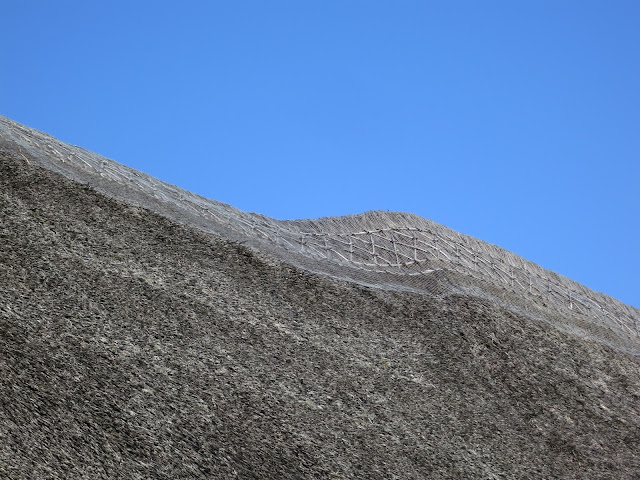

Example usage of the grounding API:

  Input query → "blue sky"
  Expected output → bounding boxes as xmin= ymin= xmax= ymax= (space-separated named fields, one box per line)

xmin=2 ymin=1 xmax=639 ymax=308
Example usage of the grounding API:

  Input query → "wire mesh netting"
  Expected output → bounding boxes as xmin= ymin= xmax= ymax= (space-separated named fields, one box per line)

xmin=2 ymin=114 xmax=638 ymax=355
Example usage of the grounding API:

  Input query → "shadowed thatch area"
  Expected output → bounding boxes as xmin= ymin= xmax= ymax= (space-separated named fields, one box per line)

xmin=1 ymin=121 xmax=639 ymax=478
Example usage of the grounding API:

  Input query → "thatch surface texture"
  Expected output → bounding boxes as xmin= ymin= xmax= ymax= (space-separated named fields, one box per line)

xmin=1 ymin=119 xmax=639 ymax=478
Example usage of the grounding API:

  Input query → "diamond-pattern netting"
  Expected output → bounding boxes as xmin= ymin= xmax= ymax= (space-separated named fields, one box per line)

xmin=2 ymin=115 xmax=638 ymax=354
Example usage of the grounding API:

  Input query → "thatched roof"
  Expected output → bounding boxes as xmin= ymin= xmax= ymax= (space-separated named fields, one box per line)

xmin=1 ymin=118 xmax=639 ymax=478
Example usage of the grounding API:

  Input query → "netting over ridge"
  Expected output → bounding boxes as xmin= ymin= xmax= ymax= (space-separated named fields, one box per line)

xmin=1 ymin=115 xmax=638 ymax=354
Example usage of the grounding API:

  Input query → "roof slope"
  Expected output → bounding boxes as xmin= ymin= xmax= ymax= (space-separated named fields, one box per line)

xmin=1 ymin=117 xmax=639 ymax=478
xmin=1 ymin=115 xmax=637 ymax=355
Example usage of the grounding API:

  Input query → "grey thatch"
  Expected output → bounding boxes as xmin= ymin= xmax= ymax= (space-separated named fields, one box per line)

xmin=1 ymin=116 xmax=639 ymax=478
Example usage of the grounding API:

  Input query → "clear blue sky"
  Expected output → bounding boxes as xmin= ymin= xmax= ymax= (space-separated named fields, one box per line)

xmin=2 ymin=1 xmax=639 ymax=308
